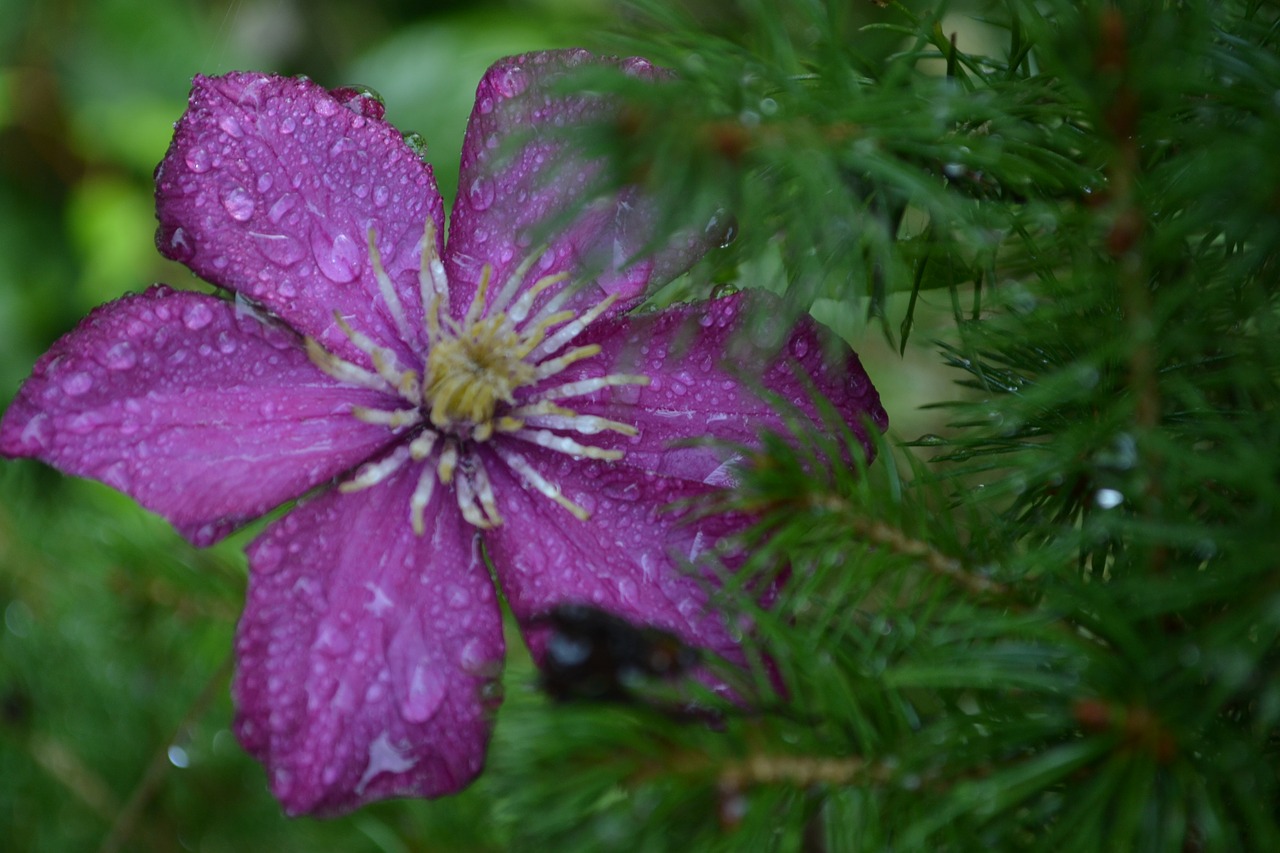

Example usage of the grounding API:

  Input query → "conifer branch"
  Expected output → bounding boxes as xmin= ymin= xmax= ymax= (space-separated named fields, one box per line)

xmin=804 ymin=493 xmax=1008 ymax=597
xmin=716 ymin=752 xmax=883 ymax=791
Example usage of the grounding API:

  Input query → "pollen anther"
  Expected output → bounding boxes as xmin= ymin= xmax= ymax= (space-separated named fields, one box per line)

xmin=328 ymin=225 xmax=652 ymax=533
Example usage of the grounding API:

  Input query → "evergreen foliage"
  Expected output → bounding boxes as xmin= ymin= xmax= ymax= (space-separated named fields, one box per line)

xmin=2 ymin=0 xmax=1278 ymax=849
xmin=483 ymin=1 xmax=1280 ymax=849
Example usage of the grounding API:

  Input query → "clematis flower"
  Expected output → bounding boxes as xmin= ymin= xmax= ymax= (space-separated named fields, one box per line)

xmin=0 ymin=51 xmax=886 ymax=815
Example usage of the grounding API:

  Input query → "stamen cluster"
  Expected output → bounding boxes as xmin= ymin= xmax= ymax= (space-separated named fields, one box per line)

xmin=306 ymin=222 xmax=650 ymax=532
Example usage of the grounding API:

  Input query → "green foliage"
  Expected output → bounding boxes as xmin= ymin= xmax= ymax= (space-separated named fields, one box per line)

xmin=3 ymin=0 xmax=1279 ymax=850
xmin=481 ymin=0 xmax=1280 ymax=850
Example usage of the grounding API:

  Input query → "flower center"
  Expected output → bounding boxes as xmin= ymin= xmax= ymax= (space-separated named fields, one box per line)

xmin=423 ymin=312 xmax=535 ymax=433
xmin=305 ymin=223 xmax=650 ymax=534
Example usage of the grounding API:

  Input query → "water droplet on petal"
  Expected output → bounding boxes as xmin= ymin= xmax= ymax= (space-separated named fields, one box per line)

xmin=218 ymin=115 xmax=244 ymax=138
xmin=402 ymin=131 xmax=428 ymax=161
xmin=223 ymin=187 xmax=255 ymax=222
xmin=185 ymin=147 xmax=211 ymax=173
xmin=66 ymin=412 xmax=101 ymax=434
xmin=311 ymin=231 xmax=361 ymax=284
xmin=253 ymin=232 xmax=306 ymax=267
xmin=400 ymin=661 xmax=446 ymax=723
xmin=478 ymin=96 xmax=494 ymax=114
xmin=617 ymin=578 xmax=638 ymax=604
xmin=331 ymin=84 xmax=386 ymax=119
xmin=493 ymin=65 xmax=527 ymax=98
xmin=447 ymin=585 xmax=471 ymax=609
xmin=166 ymin=227 xmax=195 ymax=262
xmin=459 ymin=638 xmax=488 ymax=672
xmin=313 ymin=97 xmax=339 ymax=117
xmin=256 ymin=173 xmax=273 ymax=193
xmin=313 ymin=621 xmax=352 ymax=655
xmin=601 ymin=480 xmax=642 ymax=502
xmin=104 ymin=342 xmax=136 ymax=370
xmin=267 ymin=193 xmax=298 ymax=225
xmin=791 ymin=337 xmax=810 ymax=358
xmin=182 ymin=301 xmax=214 ymax=331
xmin=622 ymin=56 xmax=654 ymax=76
xmin=373 ymin=185 xmax=389 ymax=207
xmin=467 ymin=177 xmax=495 ymax=212
xmin=279 ymin=116 xmax=296 ymax=134
xmin=60 ymin=372 xmax=93 ymax=396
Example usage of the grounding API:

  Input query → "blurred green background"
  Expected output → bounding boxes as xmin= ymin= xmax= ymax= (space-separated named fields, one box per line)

xmin=0 ymin=1 xmax=943 ymax=849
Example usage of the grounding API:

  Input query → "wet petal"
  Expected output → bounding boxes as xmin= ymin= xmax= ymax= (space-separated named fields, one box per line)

xmin=525 ymin=291 xmax=888 ymax=486
xmin=483 ymin=448 xmax=743 ymax=670
xmin=155 ymin=72 xmax=445 ymax=366
xmin=447 ymin=50 xmax=706 ymax=321
xmin=234 ymin=463 xmax=503 ymax=816
xmin=0 ymin=287 xmax=395 ymax=545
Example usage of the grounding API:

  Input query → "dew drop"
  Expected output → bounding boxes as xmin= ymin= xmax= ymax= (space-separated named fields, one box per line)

xmin=104 ymin=342 xmax=137 ymax=371
xmin=222 ymin=187 xmax=255 ymax=222
xmin=373 ymin=185 xmax=389 ymax=207
xmin=184 ymin=147 xmax=211 ymax=173
xmin=313 ymin=621 xmax=352 ymax=655
xmin=400 ymin=661 xmax=446 ymax=723
xmin=402 ymin=131 xmax=428 ymax=161
xmin=601 ymin=480 xmax=642 ymax=502
xmin=791 ymin=337 xmax=810 ymax=358
xmin=622 ymin=56 xmax=654 ymax=76
xmin=166 ymin=227 xmax=195 ymax=263
xmin=479 ymin=96 xmax=494 ymax=114
xmin=253 ymin=540 xmax=284 ymax=573
xmin=311 ymin=231 xmax=361 ymax=284
xmin=447 ymin=585 xmax=471 ymax=609
xmin=493 ymin=65 xmax=527 ymax=98
xmin=617 ymin=578 xmax=638 ymax=604
xmin=267 ymin=193 xmax=298 ymax=225
xmin=279 ymin=116 xmax=296 ymax=134
xmin=66 ymin=412 xmax=101 ymax=434
xmin=459 ymin=638 xmax=488 ymax=672
xmin=256 ymin=173 xmax=274 ymax=193
xmin=182 ymin=301 xmax=214 ymax=331
xmin=467 ymin=176 xmax=495 ymax=212
xmin=253 ymin=232 xmax=306 ymax=267
xmin=218 ymin=115 xmax=244 ymax=138
xmin=103 ymin=461 xmax=130 ymax=489
xmin=313 ymin=97 xmax=339 ymax=117
xmin=60 ymin=372 xmax=93 ymax=397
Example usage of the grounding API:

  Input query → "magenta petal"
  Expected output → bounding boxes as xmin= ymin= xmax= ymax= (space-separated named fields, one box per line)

xmin=483 ymin=448 xmax=742 ymax=669
xmin=0 ymin=287 xmax=396 ymax=545
xmin=234 ymin=465 xmax=503 ymax=816
xmin=447 ymin=50 xmax=705 ymax=319
xmin=155 ymin=72 xmax=445 ymax=365
xmin=535 ymin=291 xmax=888 ymax=485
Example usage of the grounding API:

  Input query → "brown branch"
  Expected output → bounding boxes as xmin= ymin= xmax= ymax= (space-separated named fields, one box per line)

xmin=807 ymin=494 xmax=1008 ymax=597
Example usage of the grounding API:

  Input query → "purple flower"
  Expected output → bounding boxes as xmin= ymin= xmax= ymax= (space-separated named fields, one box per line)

xmin=0 ymin=51 xmax=886 ymax=815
